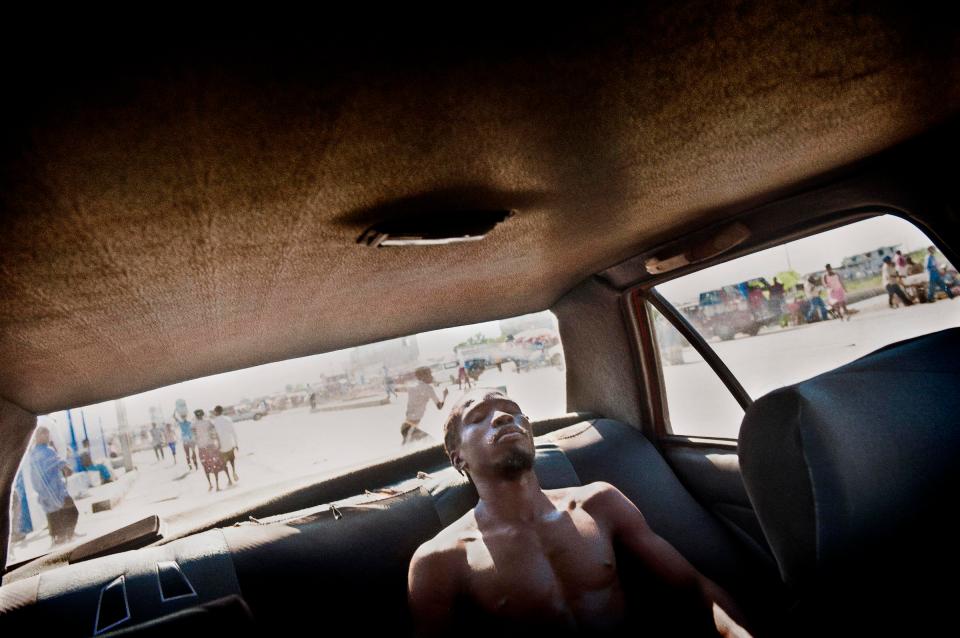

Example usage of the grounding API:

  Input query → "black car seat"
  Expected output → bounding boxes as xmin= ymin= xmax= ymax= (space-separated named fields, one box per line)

xmin=224 ymin=418 xmax=782 ymax=635
xmin=739 ymin=327 xmax=960 ymax=635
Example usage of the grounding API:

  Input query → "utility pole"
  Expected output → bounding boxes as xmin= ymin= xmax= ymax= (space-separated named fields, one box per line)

xmin=114 ymin=399 xmax=135 ymax=472
xmin=784 ymin=244 xmax=794 ymax=272
xmin=66 ymin=409 xmax=82 ymax=471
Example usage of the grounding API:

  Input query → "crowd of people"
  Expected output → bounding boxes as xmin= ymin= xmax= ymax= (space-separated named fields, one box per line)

xmin=11 ymin=404 xmax=244 ymax=551
xmin=152 ymin=405 xmax=241 ymax=491
xmin=767 ymin=246 xmax=955 ymax=327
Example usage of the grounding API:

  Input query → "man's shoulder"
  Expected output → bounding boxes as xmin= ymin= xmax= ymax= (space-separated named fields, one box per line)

xmin=410 ymin=526 xmax=470 ymax=584
xmin=556 ymin=481 xmax=636 ymax=518
xmin=548 ymin=480 xmax=621 ymax=502
xmin=411 ymin=511 xmax=475 ymax=566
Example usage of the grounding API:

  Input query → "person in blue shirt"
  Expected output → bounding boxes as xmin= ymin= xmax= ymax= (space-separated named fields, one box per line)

xmin=27 ymin=426 xmax=79 ymax=545
xmin=175 ymin=412 xmax=199 ymax=471
xmin=10 ymin=471 xmax=33 ymax=543
xmin=926 ymin=246 xmax=955 ymax=302
xmin=79 ymin=438 xmax=114 ymax=484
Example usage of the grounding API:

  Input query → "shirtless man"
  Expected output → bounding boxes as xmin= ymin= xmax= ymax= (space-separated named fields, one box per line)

xmin=408 ymin=389 xmax=750 ymax=637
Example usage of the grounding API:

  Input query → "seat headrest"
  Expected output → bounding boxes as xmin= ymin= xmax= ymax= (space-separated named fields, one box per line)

xmin=739 ymin=327 xmax=960 ymax=588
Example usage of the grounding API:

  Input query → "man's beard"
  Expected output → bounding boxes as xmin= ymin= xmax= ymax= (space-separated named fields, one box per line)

xmin=492 ymin=447 xmax=535 ymax=480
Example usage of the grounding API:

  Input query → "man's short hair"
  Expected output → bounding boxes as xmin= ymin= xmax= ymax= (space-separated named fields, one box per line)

xmin=414 ymin=366 xmax=431 ymax=382
xmin=442 ymin=389 xmax=508 ymax=459
xmin=214 ymin=405 xmax=223 ymax=415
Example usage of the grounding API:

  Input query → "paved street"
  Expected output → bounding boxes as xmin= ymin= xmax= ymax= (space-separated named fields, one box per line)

xmin=661 ymin=294 xmax=960 ymax=437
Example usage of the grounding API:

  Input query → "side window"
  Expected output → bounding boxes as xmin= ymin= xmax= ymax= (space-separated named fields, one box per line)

xmin=651 ymin=214 xmax=959 ymax=438
xmin=649 ymin=304 xmax=745 ymax=438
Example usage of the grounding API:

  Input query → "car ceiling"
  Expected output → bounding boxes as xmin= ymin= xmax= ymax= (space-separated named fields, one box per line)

xmin=1 ymin=2 xmax=958 ymax=415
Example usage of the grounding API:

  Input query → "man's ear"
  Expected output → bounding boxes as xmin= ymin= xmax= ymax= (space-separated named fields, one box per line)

xmin=449 ymin=451 xmax=466 ymax=476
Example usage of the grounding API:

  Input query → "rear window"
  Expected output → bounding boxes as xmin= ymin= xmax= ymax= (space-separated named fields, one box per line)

xmin=7 ymin=311 xmax=565 ymax=566
xmin=652 ymin=214 xmax=960 ymax=437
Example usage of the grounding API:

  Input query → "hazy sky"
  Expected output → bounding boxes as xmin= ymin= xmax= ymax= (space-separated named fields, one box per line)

xmin=657 ymin=215 xmax=936 ymax=304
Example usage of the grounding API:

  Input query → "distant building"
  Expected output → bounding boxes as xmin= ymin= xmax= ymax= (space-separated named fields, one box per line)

xmin=349 ymin=335 xmax=420 ymax=369
xmin=808 ymin=244 xmax=901 ymax=283
xmin=500 ymin=313 xmax=555 ymax=338
xmin=839 ymin=244 xmax=900 ymax=279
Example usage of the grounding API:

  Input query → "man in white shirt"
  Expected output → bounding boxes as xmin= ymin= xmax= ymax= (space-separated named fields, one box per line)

xmin=402 ymin=366 xmax=448 ymax=444
xmin=882 ymin=256 xmax=912 ymax=308
xmin=212 ymin=405 xmax=240 ymax=482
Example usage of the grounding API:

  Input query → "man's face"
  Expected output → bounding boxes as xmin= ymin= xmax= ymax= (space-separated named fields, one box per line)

xmin=35 ymin=427 xmax=50 ymax=445
xmin=452 ymin=392 xmax=535 ymax=479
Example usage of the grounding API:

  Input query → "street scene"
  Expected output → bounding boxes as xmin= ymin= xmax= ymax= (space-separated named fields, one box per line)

xmin=9 ymin=215 xmax=958 ymax=566
xmin=655 ymin=215 xmax=960 ymax=438
xmin=7 ymin=313 xmax=566 ymax=566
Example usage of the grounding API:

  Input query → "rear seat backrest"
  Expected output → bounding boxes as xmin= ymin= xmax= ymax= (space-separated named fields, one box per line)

xmin=224 ymin=418 xmax=777 ymax=633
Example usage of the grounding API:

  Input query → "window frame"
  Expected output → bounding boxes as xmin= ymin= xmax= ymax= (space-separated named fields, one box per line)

xmin=627 ymin=207 xmax=955 ymax=445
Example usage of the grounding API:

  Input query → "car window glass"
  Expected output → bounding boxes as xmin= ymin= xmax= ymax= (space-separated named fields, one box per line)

xmin=649 ymin=304 xmax=745 ymax=438
xmin=6 ymin=311 xmax=565 ymax=566
xmin=655 ymin=215 xmax=960 ymax=409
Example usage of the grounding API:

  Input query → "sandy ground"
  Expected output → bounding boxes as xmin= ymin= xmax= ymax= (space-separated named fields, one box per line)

xmin=8 ymin=365 xmax=566 ymax=565
xmin=660 ymin=294 xmax=960 ymax=438
xmin=9 ymin=294 xmax=959 ymax=565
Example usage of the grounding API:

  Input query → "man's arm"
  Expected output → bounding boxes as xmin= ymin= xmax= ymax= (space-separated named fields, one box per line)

xmin=586 ymin=483 xmax=751 ymax=637
xmin=408 ymin=543 xmax=460 ymax=638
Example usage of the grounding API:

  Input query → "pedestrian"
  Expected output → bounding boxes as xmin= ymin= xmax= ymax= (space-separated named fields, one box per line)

xmin=822 ymin=264 xmax=851 ymax=320
xmin=11 ymin=471 xmax=33 ymax=544
xmin=164 ymin=422 xmax=178 ymax=464
xmin=769 ymin=277 xmax=786 ymax=326
xmin=175 ymin=411 xmax=198 ymax=471
xmin=906 ymin=256 xmax=923 ymax=275
xmin=882 ymin=256 xmax=913 ymax=308
xmin=895 ymin=250 xmax=908 ymax=278
xmin=457 ymin=364 xmax=471 ymax=390
xmin=79 ymin=438 xmax=114 ymax=484
xmin=194 ymin=409 xmax=231 ymax=491
xmin=27 ymin=426 xmax=79 ymax=546
xmin=150 ymin=422 xmax=165 ymax=460
xmin=401 ymin=366 xmax=449 ymax=444
xmin=212 ymin=405 xmax=240 ymax=482
xmin=925 ymin=246 xmax=955 ymax=302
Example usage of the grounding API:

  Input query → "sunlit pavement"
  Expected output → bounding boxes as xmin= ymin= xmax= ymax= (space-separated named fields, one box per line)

xmin=662 ymin=294 xmax=960 ymax=438
xmin=8 ymin=365 xmax=566 ymax=565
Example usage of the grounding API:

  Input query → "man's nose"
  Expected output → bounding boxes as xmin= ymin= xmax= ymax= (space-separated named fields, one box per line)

xmin=492 ymin=412 xmax=514 ymax=427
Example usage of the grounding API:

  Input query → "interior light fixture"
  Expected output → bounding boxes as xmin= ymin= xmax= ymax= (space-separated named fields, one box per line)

xmin=358 ymin=209 xmax=514 ymax=247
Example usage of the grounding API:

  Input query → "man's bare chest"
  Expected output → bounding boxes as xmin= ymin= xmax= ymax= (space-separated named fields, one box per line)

xmin=461 ymin=509 xmax=622 ymax=622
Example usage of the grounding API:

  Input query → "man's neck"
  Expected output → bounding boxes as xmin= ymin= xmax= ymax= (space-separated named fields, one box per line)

xmin=473 ymin=470 xmax=553 ymax=525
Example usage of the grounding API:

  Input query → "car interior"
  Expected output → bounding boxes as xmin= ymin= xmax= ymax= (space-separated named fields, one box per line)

xmin=2 ymin=4 xmax=959 ymax=636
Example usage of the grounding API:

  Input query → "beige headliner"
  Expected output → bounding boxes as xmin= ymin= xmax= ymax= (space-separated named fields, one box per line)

xmin=1 ymin=3 xmax=958 ymax=414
